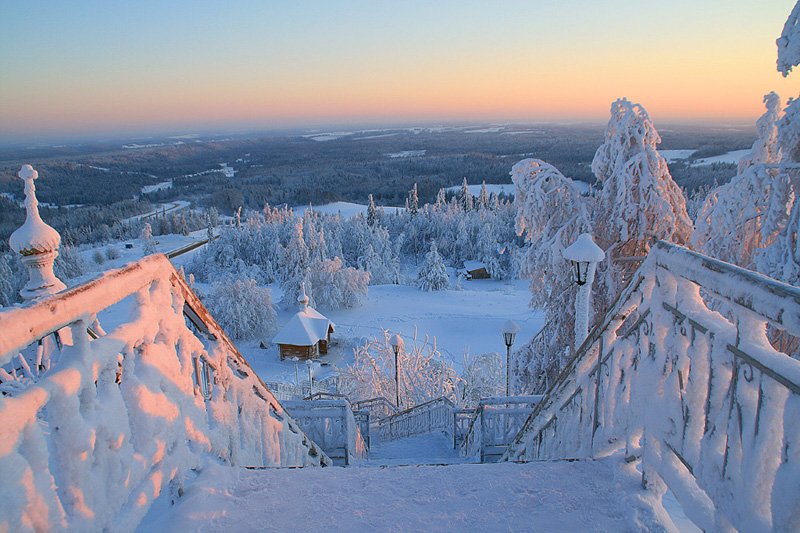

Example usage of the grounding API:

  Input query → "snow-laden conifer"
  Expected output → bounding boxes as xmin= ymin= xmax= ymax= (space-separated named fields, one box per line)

xmin=592 ymin=98 xmax=691 ymax=308
xmin=205 ymin=277 xmax=277 ymax=342
xmin=460 ymin=177 xmax=473 ymax=211
xmin=417 ymin=241 xmax=449 ymax=291
xmin=367 ymin=194 xmax=379 ymax=227
xmin=478 ymin=181 xmax=490 ymax=210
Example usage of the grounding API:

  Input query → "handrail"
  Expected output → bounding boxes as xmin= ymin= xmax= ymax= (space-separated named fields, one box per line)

xmin=0 ymin=254 xmax=331 ymax=532
xmin=458 ymin=396 xmax=542 ymax=462
xmin=375 ymin=396 xmax=456 ymax=441
xmin=502 ymin=241 xmax=800 ymax=532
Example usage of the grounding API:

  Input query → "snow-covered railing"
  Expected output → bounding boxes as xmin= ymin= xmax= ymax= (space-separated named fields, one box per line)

xmin=352 ymin=396 xmax=398 ymax=421
xmin=376 ymin=396 xmax=455 ymax=441
xmin=0 ymin=254 xmax=330 ymax=532
xmin=504 ymin=241 xmax=800 ymax=532
xmin=459 ymin=396 xmax=542 ymax=462
xmin=282 ymin=399 xmax=368 ymax=465
xmin=452 ymin=408 xmax=478 ymax=449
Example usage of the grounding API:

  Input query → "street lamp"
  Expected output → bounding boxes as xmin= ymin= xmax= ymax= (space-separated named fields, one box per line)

xmin=563 ymin=233 xmax=605 ymax=351
xmin=502 ymin=320 xmax=520 ymax=396
xmin=390 ymin=334 xmax=404 ymax=409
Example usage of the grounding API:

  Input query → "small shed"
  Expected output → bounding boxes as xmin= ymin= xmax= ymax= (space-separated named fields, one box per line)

xmin=273 ymin=288 xmax=335 ymax=360
xmin=462 ymin=260 xmax=490 ymax=280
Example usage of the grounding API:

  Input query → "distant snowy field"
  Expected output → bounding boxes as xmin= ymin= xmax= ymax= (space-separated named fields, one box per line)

xmin=659 ymin=149 xmax=697 ymax=162
xmin=446 ymin=180 xmax=591 ymax=196
xmin=691 ymin=149 xmax=750 ymax=166
xmin=293 ymin=201 xmax=405 ymax=219
xmin=445 ymin=183 xmax=515 ymax=196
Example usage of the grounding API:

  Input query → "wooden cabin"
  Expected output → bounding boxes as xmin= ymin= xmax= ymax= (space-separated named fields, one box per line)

xmin=273 ymin=289 xmax=335 ymax=360
xmin=462 ymin=260 xmax=490 ymax=280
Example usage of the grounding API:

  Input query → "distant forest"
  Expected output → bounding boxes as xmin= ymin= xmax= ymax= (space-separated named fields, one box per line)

xmin=0 ymin=123 xmax=755 ymax=248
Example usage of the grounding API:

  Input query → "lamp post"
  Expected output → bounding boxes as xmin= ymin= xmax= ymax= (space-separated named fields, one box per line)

xmin=502 ymin=320 xmax=520 ymax=397
xmin=563 ymin=233 xmax=605 ymax=351
xmin=390 ymin=334 xmax=404 ymax=409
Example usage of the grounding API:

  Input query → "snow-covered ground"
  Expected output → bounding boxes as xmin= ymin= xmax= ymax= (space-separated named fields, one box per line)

xmin=385 ymin=150 xmax=426 ymax=158
xmin=366 ymin=432 xmax=468 ymax=466
xmin=446 ymin=180 xmax=591 ymax=196
xmin=293 ymin=201 xmax=405 ymax=219
xmin=691 ymin=149 xmax=749 ymax=166
xmin=122 ymin=200 xmax=191 ymax=223
xmin=445 ymin=183 xmax=515 ymax=196
xmin=140 ymin=179 xmax=173 ymax=194
xmin=71 ymin=229 xmax=208 ymax=283
xmin=138 ymin=454 xmax=672 ymax=532
xmin=659 ymin=149 xmax=697 ymax=162
xmin=238 ymin=277 xmax=543 ymax=386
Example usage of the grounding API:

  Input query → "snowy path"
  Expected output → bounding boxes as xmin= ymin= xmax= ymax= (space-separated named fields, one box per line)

xmin=140 ymin=456 xmax=671 ymax=532
xmin=365 ymin=432 xmax=470 ymax=467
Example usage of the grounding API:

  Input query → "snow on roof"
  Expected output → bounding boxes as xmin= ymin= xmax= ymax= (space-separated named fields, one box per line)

xmin=463 ymin=260 xmax=486 ymax=271
xmin=563 ymin=233 xmax=605 ymax=263
xmin=273 ymin=307 xmax=334 ymax=347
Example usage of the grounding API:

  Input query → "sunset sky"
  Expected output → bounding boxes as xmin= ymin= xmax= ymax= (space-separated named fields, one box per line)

xmin=1 ymin=0 xmax=798 ymax=141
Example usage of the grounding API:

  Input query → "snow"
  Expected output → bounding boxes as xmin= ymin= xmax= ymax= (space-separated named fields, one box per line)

xmin=505 ymin=240 xmax=800 ymax=532
xmin=562 ymin=233 xmax=605 ymax=262
xmin=122 ymin=200 xmax=191 ymax=223
xmin=140 ymin=454 xmax=671 ymax=532
xmin=303 ymin=132 xmax=355 ymax=142
xmin=272 ymin=307 xmax=334 ymax=347
xmin=690 ymin=149 xmax=751 ymax=166
xmin=777 ymin=0 xmax=800 ymax=76
xmin=464 ymin=126 xmax=503 ymax=133
xmin=235 ymin=279 xmax=541 ymax=386
xmin=448 ymin=180 xmax=589 ymax=197
xmin=293 ymin=201 xmax=404 ymax=219
xmin=141 ymin=180 xmax=173 ymax=194
xmin=445 ymin=183 xmax=514 ymax=196
xmin=9 ymin=165 xmax=62 ymax=256
xmin=366 ymin=432 xmax=468 ymax=466
xmin=385 ymin=150 xmax=426 ymax=158
xmin=462 ymin=260 xmax=485 ymax=271
xmin=0 ymin=254 xmax=328 ymax=531
xmin=658 ymin=149 xmax=697 ymax=162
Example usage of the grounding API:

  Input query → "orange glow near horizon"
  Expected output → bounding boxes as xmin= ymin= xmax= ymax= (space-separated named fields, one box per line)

xmin=1 ymin=1 xmax=798 ymax=139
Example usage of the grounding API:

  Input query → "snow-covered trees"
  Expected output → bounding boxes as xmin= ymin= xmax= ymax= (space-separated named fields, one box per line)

xmin=777 ymin=1 xmax=800 ymax=77
xmin=512 ymin=159 xmax=591 ymax=310
xmin=303 ymin=257 xmax=370 ymax=309
xmin=418 ymin=241 xmax=449 ymax=291
xmin=367 ymin=194 xmax=379 ymax=227
xmin=141 ymin=222 xmax=156 ymax=255
xmin=478 ymin=181 xmax=490 ymax=210
xmin=458 ymin=352 xmax=504 ymax=407
xmin=592 ymin=98 xmax=691 ymax=308
xmin=511 ymin=159 xmax=591 ymax=391
xmin=692 ymin=93 xmax=784 ymax=269
xmin=511 ymin=99 xmax=692 ymax=393
xmin=460 ymin=177 xmax=473 ymax=211
xmin=407 ymin=183 xmax=419 ymax=215
xmin=338 ymin=329 xmax=459 ymax=408
xmin=754 ymin=7 xmax=800 ymax=287
xmin=204 ymin=277 xmax=277 ymax=342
